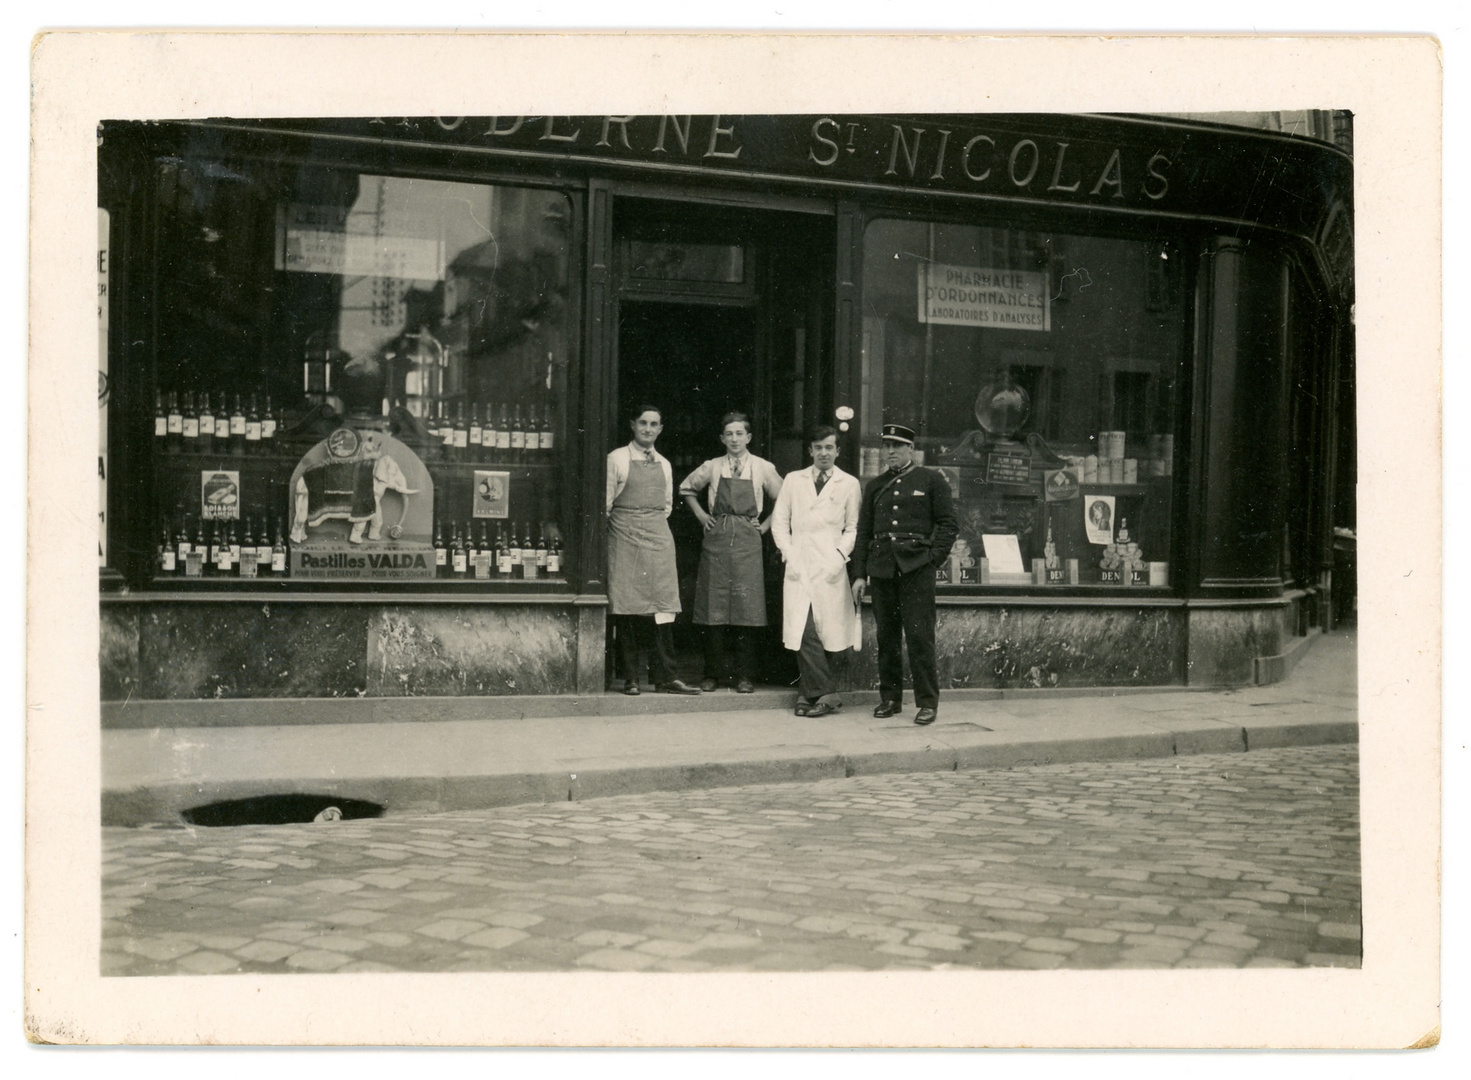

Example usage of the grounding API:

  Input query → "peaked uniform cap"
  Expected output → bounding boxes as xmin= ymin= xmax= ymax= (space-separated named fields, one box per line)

xmin=880 ymin=424 xmax=915 ymax=445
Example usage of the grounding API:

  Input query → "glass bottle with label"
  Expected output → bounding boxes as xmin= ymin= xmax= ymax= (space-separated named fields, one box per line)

xmin=154 ymin=390 xmax=168 ymax=443
xmin=507 ymin=522 xmax=522 ymax=575
xmin=539 ymin=401 xmax=554 ymax=454
xmin=453 ymin=401 xmax=469 ymax=459
xmin=227 ymin=521 xmax=241 ymax=571
xmin=495 ymin=403 xmax=511 ymax=455
xmin=260 ymin=393 xmax=277 ymax=449
xmin=239 ymin=518 xmax=255 ymax=568
xmin=245 ymin=393 xmax=262 ymax=452
xmin=433 ymin=520 xmax=447 ymax=576
xmin=482 ymin=403 xmax=500 ymax=459
xmin=460 ymin=523 xmax=475 ymax=576
xmin=451 ymin=522 xmax=468 ymax=576
xmin=546 ymin=529 xmax=562 ymax=575
xmin=166 ymin=391 xmax=183 ymax=452
xmin=229 ymin=393 xmax=247 ymax=455
xmin=198 ymin=391 xmax=215 ymax=453
xmin=486 ymin=523 xmax=500 ymax=576
xmin=523 ymin=403 xmax=540 ymax=455
xmin=510 ymin=403 xmax=526 ymax=461
xmin=271 ymin=522 xmax=288 ymax=574
xmin=256 ymin=518 xmax=272 ymax=567
xmin=181 ymin=391 xmax=199 ymax=448
xmin=158 ymin=522 xmax=175 ymax=574
xmin=468 ymin=403 xmax=483 ymax=458
xmin=496 ymin=523 xmax=513 ymax=576
xmin=174 ymin=514 xmax=191 ymax=566
xmin=439 ymin=401 xmax=455 ymax=459
xmin=535 ymin=525 xmax=548 ymax=570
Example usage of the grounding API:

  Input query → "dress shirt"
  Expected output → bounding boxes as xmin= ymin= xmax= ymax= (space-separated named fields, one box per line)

xmin=606 ymin=442 xmax=674 ymax=516
xmin=680 ymin=453 xmax=784 ymax=515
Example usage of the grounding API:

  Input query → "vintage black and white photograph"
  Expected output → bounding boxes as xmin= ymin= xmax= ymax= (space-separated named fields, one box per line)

xmin=94 ymin=106 xmax=1363 ymax=973
xmin=26 ymin=31 xmax=1441 ymax=1048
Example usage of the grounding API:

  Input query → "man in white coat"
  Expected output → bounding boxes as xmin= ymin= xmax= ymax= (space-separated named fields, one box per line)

xmin=770 ymin=425 xmax=863 ymax=717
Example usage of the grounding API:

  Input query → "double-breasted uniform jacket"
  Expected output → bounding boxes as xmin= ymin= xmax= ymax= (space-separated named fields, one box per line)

xmin=851 ymin=463 xmax=959 ymax=580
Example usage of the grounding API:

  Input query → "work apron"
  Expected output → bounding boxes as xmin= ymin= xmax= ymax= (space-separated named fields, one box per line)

xmin=693 ymin=473 xmax=766 ymax=626
xmin=607 ymin=458 xmax=681 ymax=616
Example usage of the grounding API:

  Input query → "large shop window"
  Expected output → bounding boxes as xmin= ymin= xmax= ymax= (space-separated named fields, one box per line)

xmin=145 ymin=161 xmax=573 ymax=587
xmin=860 ymin=219 xmax=1186 ymax=588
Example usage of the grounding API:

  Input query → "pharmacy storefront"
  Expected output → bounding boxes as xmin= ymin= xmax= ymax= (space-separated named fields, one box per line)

xmin=98 ymin=113 xmax=1353 ymax=714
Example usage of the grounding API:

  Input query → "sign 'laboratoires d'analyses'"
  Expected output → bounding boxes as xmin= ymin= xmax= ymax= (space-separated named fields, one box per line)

xmin=918 ymin=264 xmax=1050 ymax=331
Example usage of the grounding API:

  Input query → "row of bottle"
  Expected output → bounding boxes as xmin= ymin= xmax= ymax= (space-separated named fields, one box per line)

xmin=410 ymin=400 xmax=556 ymax=463
xmin=157 ymin=515 xmax=289 ymax=576
xmin=155 ymin=391 xmax=283 ymax=454
xmin=434 ymin=520 xmax=563 ymax=579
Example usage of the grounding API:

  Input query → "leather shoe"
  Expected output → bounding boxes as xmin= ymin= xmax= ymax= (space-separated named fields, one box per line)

xmin=657 ymin=679 xmax=702 ymax=695
xmin=806 ymin=701 xmax=837 ymax=718
xmin=623 ymin=682 xmax=641 ymax=696
xmin=794 ymin=701 xmax=811 ymax=717
xmin=735 ymin=678 xmax=755 ymax=694
xmin=699 ymin=677 xmax=719 ymax=693
xmin=914 ymin=707 xmax=937 ymax=726
xmin=873 ymin=701 xmax=901 ymax=718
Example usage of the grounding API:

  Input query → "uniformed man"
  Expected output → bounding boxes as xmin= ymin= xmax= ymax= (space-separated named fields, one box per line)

xmin=849 ymin=424 xmax=959 ymax=725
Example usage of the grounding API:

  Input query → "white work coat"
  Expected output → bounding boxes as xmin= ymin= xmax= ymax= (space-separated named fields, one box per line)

xmin=770 ymin=464 xmax=862 ymax=652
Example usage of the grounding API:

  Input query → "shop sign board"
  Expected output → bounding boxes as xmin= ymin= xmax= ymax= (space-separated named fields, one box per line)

xmin=918 ymin=264 xmax=1050 ymax=331
xmin=985 ymin=449 xmax=1034 ymax=485
xmin=287 ymin=427 xmax=436 ymax=580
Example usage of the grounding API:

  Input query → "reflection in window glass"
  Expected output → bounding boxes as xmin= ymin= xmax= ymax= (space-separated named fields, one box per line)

xmin=151 ymin=163 xmax=573 ymax=584
xmin=860 ymin=219 xmax=1186 ymax=587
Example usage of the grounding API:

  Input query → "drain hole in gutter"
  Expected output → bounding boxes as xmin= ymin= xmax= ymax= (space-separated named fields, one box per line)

xmin=180 ymin=794 xmax=384 ymax=827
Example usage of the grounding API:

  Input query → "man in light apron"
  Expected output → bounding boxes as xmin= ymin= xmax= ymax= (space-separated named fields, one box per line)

xmin=606 ymin=405 xmax=701 ymax=696
xmin=680 ymin=412 xmax=784 ymax=693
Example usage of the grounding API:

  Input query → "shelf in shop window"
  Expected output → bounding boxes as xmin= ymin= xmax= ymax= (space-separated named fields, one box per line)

xmin=152 ymin=446 xmax=561 ymax=470
xmin=1078 ymin=482 xmax=1155 ymax=495
xmin=423 ymin=456 xmax=559 ymax=470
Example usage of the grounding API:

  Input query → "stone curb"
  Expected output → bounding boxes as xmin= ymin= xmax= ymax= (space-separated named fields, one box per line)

xmin=101 ymin=718 xmax=1357 ymax=827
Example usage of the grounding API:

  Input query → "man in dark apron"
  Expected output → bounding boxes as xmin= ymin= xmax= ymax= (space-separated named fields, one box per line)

xmin=680 ymin=412 xmax=784 ymax=693
xmin=606 ymin=405 xmax=701 ymax=696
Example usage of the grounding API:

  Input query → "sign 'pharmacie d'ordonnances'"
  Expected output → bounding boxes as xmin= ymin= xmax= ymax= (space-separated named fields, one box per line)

xmin=919 ymin=264 xmax=1050 ymax=331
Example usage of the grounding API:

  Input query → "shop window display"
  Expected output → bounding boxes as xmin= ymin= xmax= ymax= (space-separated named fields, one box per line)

xmin=859 ymin=219 xmax=1186 ymax=587
xmin=145 ymin=161 xmax=573 ymax=585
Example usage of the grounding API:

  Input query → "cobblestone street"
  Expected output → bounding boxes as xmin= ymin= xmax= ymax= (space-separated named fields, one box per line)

xmin=102 ymin=745 xmax=1361 ymax=974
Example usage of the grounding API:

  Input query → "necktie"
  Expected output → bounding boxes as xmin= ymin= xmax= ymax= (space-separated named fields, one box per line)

xmin=729 ymin=457 xmax=743 ymax=479
xmin=814 ymin=470 xmax=829 ymax=495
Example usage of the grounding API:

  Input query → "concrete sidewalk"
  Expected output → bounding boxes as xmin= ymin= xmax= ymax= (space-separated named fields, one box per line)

xmin=102 ymin=630 xmax=1357 ymax=826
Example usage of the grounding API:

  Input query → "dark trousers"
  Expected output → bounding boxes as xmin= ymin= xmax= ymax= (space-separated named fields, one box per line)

xmin=704 ymin=624 xmax=756 ymax=681
xmin=796 ymin=609 xmax=840 ymax=703
xmin=615 ymin=615 xmax=677 ymax=688
xmin=871 ymin=568 xmax=939 ymax=709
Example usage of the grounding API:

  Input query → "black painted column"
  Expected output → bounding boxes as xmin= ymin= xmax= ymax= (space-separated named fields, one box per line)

xmin=1192 ymin=236 xmax=1292 ymax=595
